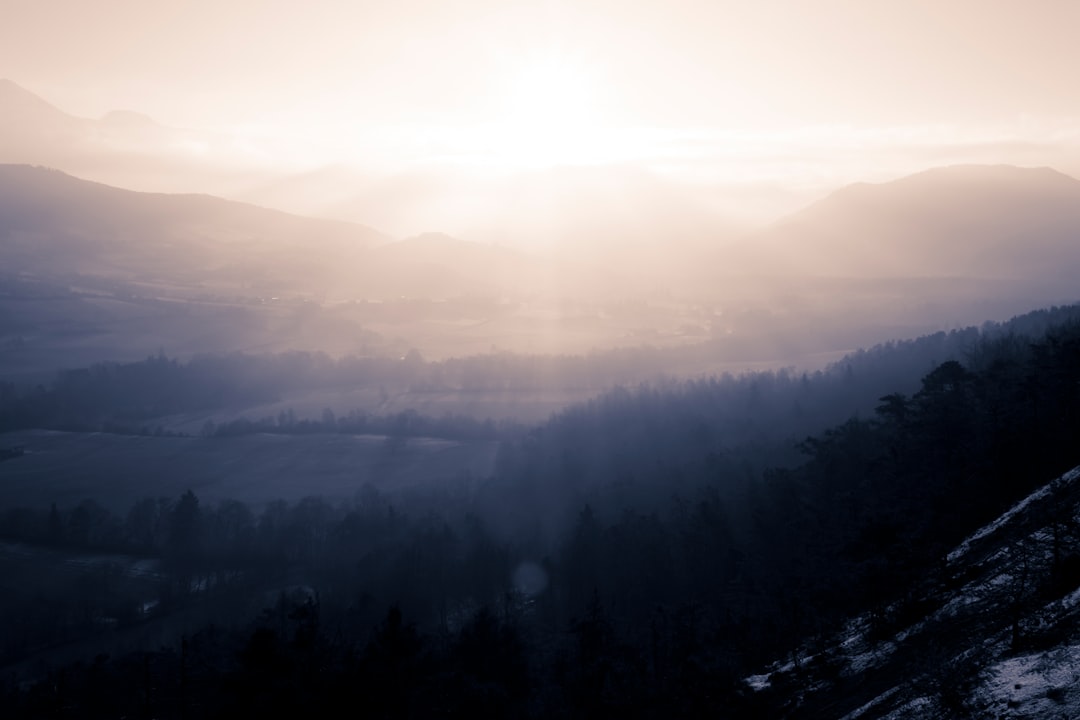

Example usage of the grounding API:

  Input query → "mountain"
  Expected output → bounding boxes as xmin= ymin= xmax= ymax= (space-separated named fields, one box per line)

xmin=744 ymin=164 xmax=1080 ymax=283
xmin=0 ymin=165 xmax=595 ymax=300
xmin=0 ymin=166 xmax=624 ymax=372
xmin=746 ymin=464 xmax=1080 ymax=719
xmin=0 ymin=79 xmax=87 ymax=165
xmin=0 ymin=79 xmax=258 ymax=196
xmin=0 ymin=164 xmax=388 ymax=295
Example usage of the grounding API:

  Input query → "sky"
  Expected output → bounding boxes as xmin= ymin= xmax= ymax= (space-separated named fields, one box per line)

xmin=3 ymin=0 xmax=1080 ymax=230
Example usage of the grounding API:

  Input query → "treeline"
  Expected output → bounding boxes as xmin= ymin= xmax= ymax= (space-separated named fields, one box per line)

xmin=2 ymin=304 xmax=1079 ymax=442
xmin=204 ymin=407 xmax=516 ymax=442
xmin=484 ymin=308 xmax=1080 ymax=535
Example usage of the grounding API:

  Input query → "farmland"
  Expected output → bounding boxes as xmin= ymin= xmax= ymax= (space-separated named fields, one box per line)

xmin=0 ymin=429 xmax=498 ymax=512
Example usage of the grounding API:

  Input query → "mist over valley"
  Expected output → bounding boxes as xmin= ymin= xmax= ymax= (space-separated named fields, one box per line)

xmin=4 ymin=4 xmax=1080 ymax=715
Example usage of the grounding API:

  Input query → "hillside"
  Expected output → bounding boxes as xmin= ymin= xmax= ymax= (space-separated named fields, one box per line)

xmin=0 ymin=166 xmax=724 ymax=371
xmin=0 ymin=79 xmax=86 ymax=164
xmin=0 ymin=166 xmax=599 ymax=303
xmin=745 ymin=164 xmax=1080 ymax=282
xmin=0 ymin=164 xmax=387 ymax=296
xmin=746 ymin=465 xmax=1080 ymax=719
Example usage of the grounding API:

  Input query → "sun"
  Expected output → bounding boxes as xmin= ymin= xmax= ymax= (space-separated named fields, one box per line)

xmin=486 ymin=51 xmax=611 ymax=168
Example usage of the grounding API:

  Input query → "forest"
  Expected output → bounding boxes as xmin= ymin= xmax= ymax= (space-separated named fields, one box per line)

xmin=2 ymin=305 xmax=1080 ymax=717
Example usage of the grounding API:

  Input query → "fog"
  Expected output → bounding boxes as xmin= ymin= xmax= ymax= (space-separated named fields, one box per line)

xmin=4 ymin=3 xmax=1080 ymax=716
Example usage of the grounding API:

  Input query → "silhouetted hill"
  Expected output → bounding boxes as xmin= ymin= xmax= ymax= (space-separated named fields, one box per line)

xmin=0 ymin=164 xmax=388 ymax=294
xmin=746 ymin=164 xmax=1080 ymax=282
xmin=0 ymin=165 xmax=598 ymax=301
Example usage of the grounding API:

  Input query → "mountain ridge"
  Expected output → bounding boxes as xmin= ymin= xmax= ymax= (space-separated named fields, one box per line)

xmin=796 ymin=163 xmax=1080 ymax=217
xmin=0 ymin=164 xmax=389 ymax=294
xmin=0 ymin=164 xmax=593 ymax=302
xmin=738 ymin=163 xmax=1080 ymax=282
xmin=0 ymin=78 xmax=74 ymax=117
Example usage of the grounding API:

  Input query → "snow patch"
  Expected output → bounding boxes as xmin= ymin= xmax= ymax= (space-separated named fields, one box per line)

xmin=976 ymin=644 xmax=1080 ymax=717
xmin=1059 ymin=584 xmax=1080 ymax=611
xmin=745 ymin=672 xmax=772 ymax=691
xmin=847 ymin=642 xmax=897 ymax=675
xmin=839 ymin=684 xmax=901 ymax=720
xmin=878 ymin=695 xmax=934 ymax=720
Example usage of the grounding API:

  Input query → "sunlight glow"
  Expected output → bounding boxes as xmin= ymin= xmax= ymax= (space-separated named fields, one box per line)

xmin=485 ymin=51 xmax=613 ymax=168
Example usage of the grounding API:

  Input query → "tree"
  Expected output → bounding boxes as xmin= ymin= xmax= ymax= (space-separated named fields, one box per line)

xmin=167 ymin=490 xmax=203 ymax=593
xmin=169 ymin=490 xmax=202 ymax=555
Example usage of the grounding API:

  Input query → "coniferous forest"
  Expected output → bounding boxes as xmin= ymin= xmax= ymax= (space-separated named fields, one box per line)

xmin=2 ymin=306 xmax=1080 ymax=718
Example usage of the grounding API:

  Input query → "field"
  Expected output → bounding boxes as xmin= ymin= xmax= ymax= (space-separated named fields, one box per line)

xmin=0 ymin=429 xmax=499 ymax=512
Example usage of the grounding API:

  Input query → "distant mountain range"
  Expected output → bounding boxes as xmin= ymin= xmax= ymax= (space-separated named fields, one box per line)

xmin=4 ymin=75 xmax=1080 ymax=369
xmin=11 ymin=76 xmax=1078 ymax=294
xmin=0 ymin=164 xmax=601 ymax=375
xmin=0 ymin=78 xmax=751 ymax=252
xmin=3 ymin=159 xmax=1080 ymax=313
xmin=0 ymin=79 xmax=240 ymax=190
xmin=0 ymin=164 xmax=598 ymax=302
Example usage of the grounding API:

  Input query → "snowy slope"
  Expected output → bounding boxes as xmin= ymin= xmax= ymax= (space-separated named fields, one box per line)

xmin=744 ymin=464 xmax=1080 ymax=719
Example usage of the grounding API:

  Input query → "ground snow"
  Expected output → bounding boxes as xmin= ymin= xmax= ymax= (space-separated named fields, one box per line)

xmin=746 ymin=465 xmax=1080 ymax=711
xmin=975 ymin=644 xmax=1080 ymax=717
xmin=838 ymin=685 xmax=901 ymax=720
xmin=745 ymin=672 xmax=772 ymax=691
xmin=846 ymin=642 xmax=897 ymax=676
xmin=1059 ymin=584 xmax=1080 ymax=611
xmin=947 ymin=466 xmax=1080 ymax=563
xmin=877 ymin=695 xmax=934 ymax=720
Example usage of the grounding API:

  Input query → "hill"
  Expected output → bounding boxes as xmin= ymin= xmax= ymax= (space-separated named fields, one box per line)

xmin=745 ymin=164 xmax=1080 ymax=283
xmin=0 ymin=165 xmax=595 ymax=302
xmin=746 ymin=464 xmax=1080 ymax=719
xmin=0 ymin=164 xmax=388 ymax=296
xmin=0 ymin=167 xmax=641 ymax=372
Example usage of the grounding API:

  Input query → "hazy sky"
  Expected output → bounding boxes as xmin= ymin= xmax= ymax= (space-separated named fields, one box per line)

xmin=4 ymin=0 xmax=1080 ymax=226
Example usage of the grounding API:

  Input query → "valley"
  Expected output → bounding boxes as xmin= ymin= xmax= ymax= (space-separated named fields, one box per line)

xmin=3 ymin=21 xmax=1080 ymax=714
